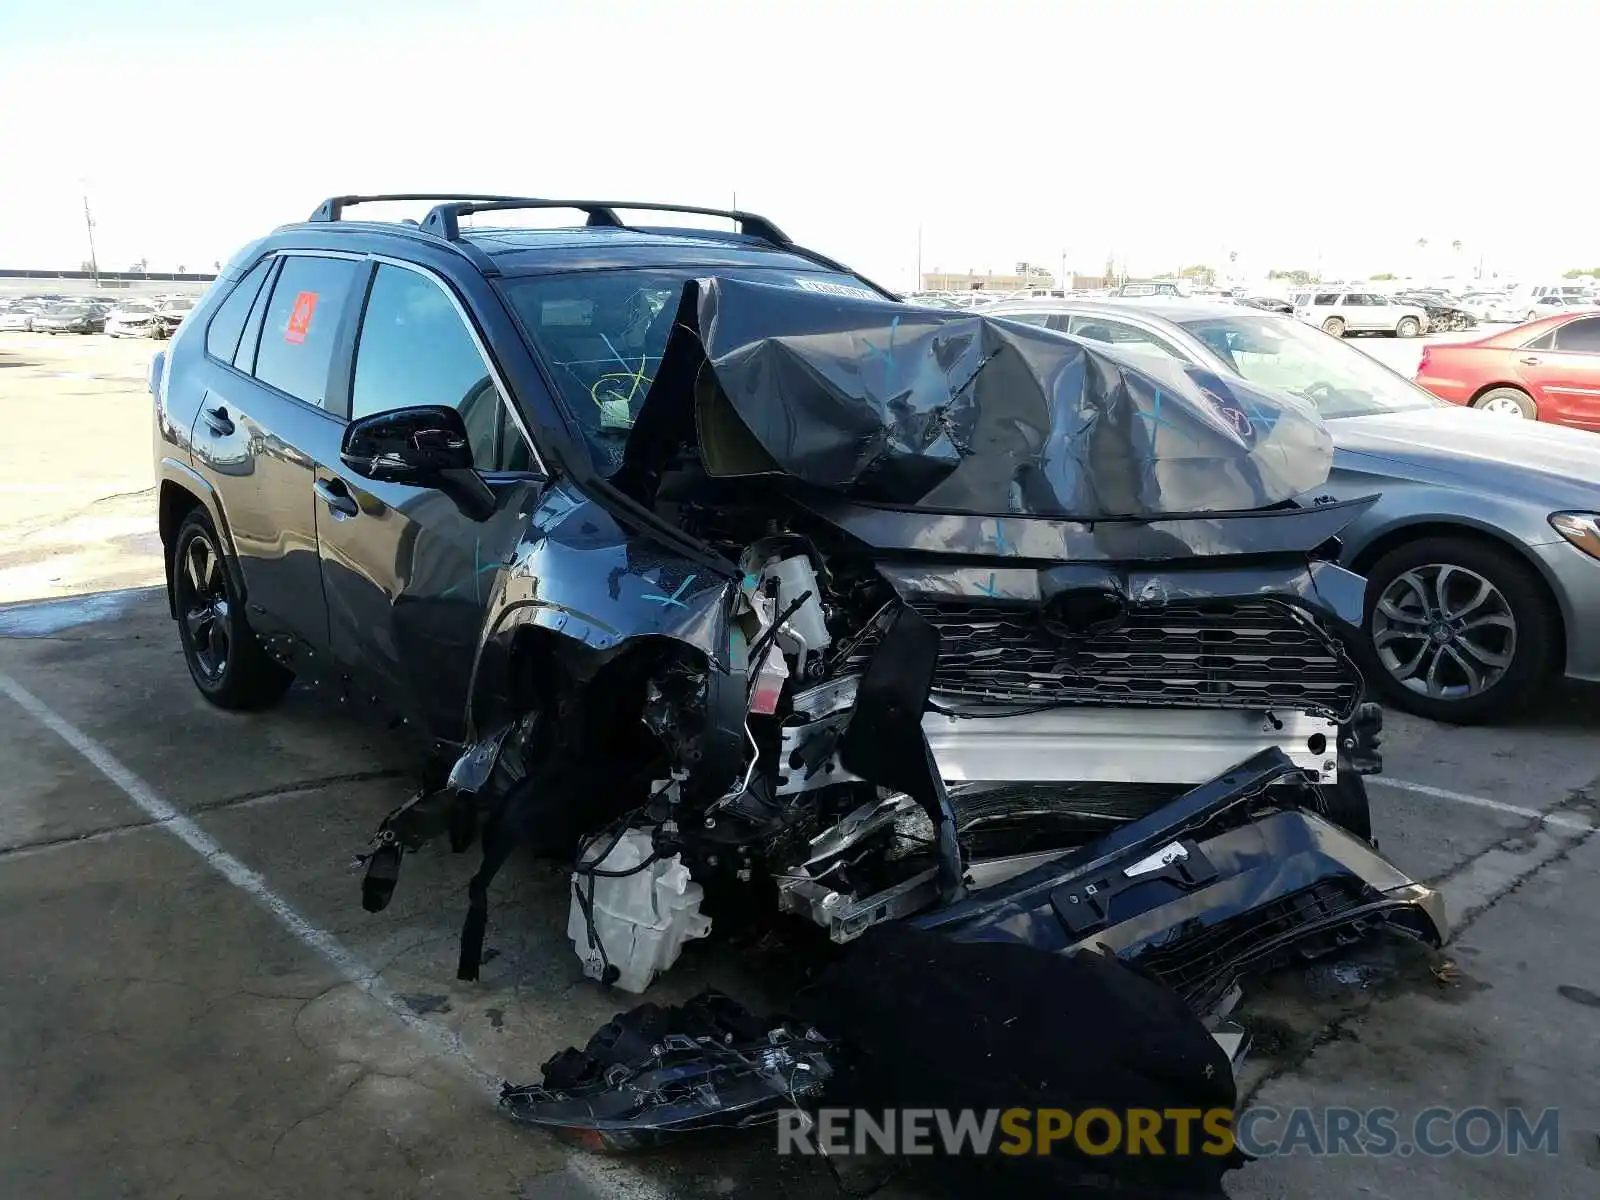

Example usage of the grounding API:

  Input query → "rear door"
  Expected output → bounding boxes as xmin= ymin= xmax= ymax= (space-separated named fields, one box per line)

xmin=1335 ymin=293 xmax=1371 ymax=330
xmin=1515 ymin=316 xmax=1600 ymax=428
xmin=313 ymin=259 xmax=547 ymax=742
xmin=189 ymin=251 xmax=364 ymax=666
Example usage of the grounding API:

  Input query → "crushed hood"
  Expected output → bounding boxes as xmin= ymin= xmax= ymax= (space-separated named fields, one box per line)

xmin=624 ymin=277 xmax=1334 ymax=520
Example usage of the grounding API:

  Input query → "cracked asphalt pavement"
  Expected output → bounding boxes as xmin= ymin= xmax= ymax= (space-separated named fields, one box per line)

xmin=3 ymin=334 xmax=1600 ymax=1197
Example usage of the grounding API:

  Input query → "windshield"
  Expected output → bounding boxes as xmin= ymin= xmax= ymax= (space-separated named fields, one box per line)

xmin=1177 ymin=312 xmax=1444 ymax=419
xmin=500 ymin=267 xmax=884 ymax=474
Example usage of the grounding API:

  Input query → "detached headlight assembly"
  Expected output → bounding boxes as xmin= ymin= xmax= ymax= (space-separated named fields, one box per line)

xmin=1549 ymin=512 xmax=1600 ymax=560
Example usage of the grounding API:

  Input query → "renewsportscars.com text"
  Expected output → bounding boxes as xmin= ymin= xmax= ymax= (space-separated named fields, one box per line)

xmin=777 ymin=1106 xmax=1560 ymax=1159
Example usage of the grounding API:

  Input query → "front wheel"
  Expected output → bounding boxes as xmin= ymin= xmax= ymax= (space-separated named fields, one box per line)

xmin=172 ymin=510 xmax=292 ymax=710
xmin=1358 ymin=536 xmax=1558 ymax=724
xmin=1321 ymin=316 xmax=1346 ymax=337
xmin=1396 ymin=316 xmax=1421 ymax=337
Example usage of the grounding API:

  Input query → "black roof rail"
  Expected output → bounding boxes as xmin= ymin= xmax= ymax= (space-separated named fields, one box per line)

xmin=308 ymin=194 xmax=533 ymax=223
xmin=417 ymin=199 xmax=792 ymax=247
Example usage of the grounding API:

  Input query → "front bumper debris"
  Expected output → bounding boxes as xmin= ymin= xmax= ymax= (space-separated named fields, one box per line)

xmin=500 ymin=991 xmax=834 ymax=1151
xmin=917 ymin=748 xmax=1448 ymax=1012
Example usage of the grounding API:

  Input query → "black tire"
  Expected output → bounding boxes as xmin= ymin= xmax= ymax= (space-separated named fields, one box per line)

xmin=1396 ymin=316 xmax=1421 ymax=338
xmin=1471 ymin=386 xmax=1537 ymax=419
xmin=1357 ymin=536 xmax=1558 ymax=724
xmin=1321 ymin=316 xmax=1346 ymax=336
xmin=171 ymin=509 xmax=292 ymax=710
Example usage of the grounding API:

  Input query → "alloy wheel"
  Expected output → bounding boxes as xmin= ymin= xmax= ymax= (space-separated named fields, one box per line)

xmin=180 ymin=534 xmax=231 ymax=681
xmin=1479 ymin=393 xmax=1529 ymax=418
xmin=1371 ymin=563 xmax=1515 ymax=701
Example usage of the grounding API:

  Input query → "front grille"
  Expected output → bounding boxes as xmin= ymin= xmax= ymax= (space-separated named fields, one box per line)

xmin=851 ymin=599 xmax=1359 ymax=719
xmin=1135 ymin=880 xmax=1373 ymax=1007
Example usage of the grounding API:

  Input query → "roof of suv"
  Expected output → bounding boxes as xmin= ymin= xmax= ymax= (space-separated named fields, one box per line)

xmin=460 ymin=225 xmax=835 ymax=275
xmin=278 ymin=195 xmax=879 ymax=285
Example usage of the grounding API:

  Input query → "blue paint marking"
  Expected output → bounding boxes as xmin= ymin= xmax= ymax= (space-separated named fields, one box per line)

xmin=976 ymin=572 xmax=1001 ymax=597
xmin=860 ymin=315 xmax=902 ymax=388
xmin=643 ymin=573 xmax=697 ymax=609
xmin=1136 ymin=388 xmax=1182 ymax=436
xmin=993 ymin=520 xmax=1013 ymax=556
xmin=440 ymin=541 xmax=500 ymax=600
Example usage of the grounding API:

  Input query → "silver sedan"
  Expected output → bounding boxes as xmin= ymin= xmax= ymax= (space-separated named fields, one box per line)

xmin=980 ymin=297 xmax=1600 ymax=724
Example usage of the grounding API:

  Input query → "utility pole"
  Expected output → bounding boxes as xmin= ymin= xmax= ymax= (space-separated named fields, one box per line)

xmin=917 ymin=224 xmax=923 ymax=291
xmin=82 ymin=194 xmax=100 ymax=285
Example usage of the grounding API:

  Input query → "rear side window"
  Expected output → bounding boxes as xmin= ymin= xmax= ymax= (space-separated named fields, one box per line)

xmin=1067 ymin=315 xmax=1187 ymax=362
xmin=1555 ymin=317 xmax=1600 ymax=352
xmin=204 ymin=259 xmax=272 ymax=362
xmin=252 ymin=256 xmax=361 ymax=408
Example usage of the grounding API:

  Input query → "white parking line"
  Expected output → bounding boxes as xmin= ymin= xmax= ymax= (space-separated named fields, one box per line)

xmin=1372 ymin=776 xmax=1596 ymax=833
xmin=0 ymin=670 xmax=501 ymax=1091
xmin=0 ymin=669 xmax=677 ymax=1200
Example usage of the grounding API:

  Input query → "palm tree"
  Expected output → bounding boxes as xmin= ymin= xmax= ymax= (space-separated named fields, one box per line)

xmin=1451 ymin=239 xmax=1463 ymax=254
xmin=1416 ymin=237 xmax=1428 ymax=251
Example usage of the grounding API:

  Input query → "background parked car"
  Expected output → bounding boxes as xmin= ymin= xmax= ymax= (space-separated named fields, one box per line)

xmin=31 ymin=302 xmax=105 ymax=334
xmin=0 ymin=301 xmax=44 ymax=331
xmin=1516 ymin=293 xmax=1599 ymax=323
xmin=152 ymin=297 xmax=196 ymax=339
xmin=1458 ymin=291 xmax=1522 ymax=323
xmin=985 ymin=296 xmax=1600 ymax=723
xmin=1415 ymin=312 xmax=1600 ymax=429
xmin=1291 ymin=290 xmax=1428 ymax=337
xmin=1237 ymin=295 xmax=1295 ymax=314
xmin=1394 ymin=291 xmax=1476 ymax=332
xmin=105 ymin=302 xmax=159 ymax=338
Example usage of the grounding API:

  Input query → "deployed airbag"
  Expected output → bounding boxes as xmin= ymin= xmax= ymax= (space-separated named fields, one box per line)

xmin=632 ymin=277 xmax=1333 ymax=519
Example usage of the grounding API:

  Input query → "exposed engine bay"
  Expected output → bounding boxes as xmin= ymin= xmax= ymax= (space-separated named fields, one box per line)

xmin=357 ymin=276 xmax=1446 ymax=1022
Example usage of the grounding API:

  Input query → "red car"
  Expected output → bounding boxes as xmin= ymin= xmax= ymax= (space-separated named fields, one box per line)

xmin=1415 ymin=312 xmax=1600 ymax=430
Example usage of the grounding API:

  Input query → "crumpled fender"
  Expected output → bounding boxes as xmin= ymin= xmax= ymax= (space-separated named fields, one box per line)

xmin=460 ymin=481 xmax=736 ymax=744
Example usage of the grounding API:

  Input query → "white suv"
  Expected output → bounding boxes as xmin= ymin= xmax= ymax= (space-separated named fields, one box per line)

xmin=1290 ymin=290 xmax=1428 ymax=338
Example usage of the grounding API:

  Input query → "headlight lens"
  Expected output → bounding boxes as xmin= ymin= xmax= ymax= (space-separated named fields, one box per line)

xmin=1550 ymin=512 xmax=1600 ymax=560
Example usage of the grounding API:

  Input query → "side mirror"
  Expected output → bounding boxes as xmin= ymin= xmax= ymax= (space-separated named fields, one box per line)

xmin=340 ymin=405 xmax=474 ymax=484
xmin=147 ymin=349 xmax=166 ymax=398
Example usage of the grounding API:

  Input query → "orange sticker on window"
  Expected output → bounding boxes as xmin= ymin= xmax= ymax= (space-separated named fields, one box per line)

xmin=284 ymin=291 xmax=318 ymax=344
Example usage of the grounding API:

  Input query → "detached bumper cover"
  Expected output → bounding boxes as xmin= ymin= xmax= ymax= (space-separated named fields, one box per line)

xmin=917 ymin=748 xmax=1448 ymax=1011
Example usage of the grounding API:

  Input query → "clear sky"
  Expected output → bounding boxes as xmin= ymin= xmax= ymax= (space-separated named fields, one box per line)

xmin=0 ymin=0 xmax=1590 ymax=288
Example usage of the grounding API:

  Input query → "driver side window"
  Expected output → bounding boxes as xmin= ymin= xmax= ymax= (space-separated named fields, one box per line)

xmin=351 ymin=265 xmax=531 ymax=472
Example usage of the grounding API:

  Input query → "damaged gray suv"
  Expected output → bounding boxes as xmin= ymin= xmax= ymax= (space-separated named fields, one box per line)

xmin=150 ymin=194 xmax=1445 ymax=1015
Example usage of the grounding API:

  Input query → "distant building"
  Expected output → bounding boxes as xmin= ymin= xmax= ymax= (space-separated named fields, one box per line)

xmin=921 ymin=269 xmax=1055 ymax=293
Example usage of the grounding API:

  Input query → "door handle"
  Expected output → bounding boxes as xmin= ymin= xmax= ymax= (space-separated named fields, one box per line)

xmin=203 ymin=404 xmax=234 ymax=436
xmin=1519 ymin=356 xmax=1543 ymax=365
xmin=314 ymin=478 xmax=360 ymax=519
